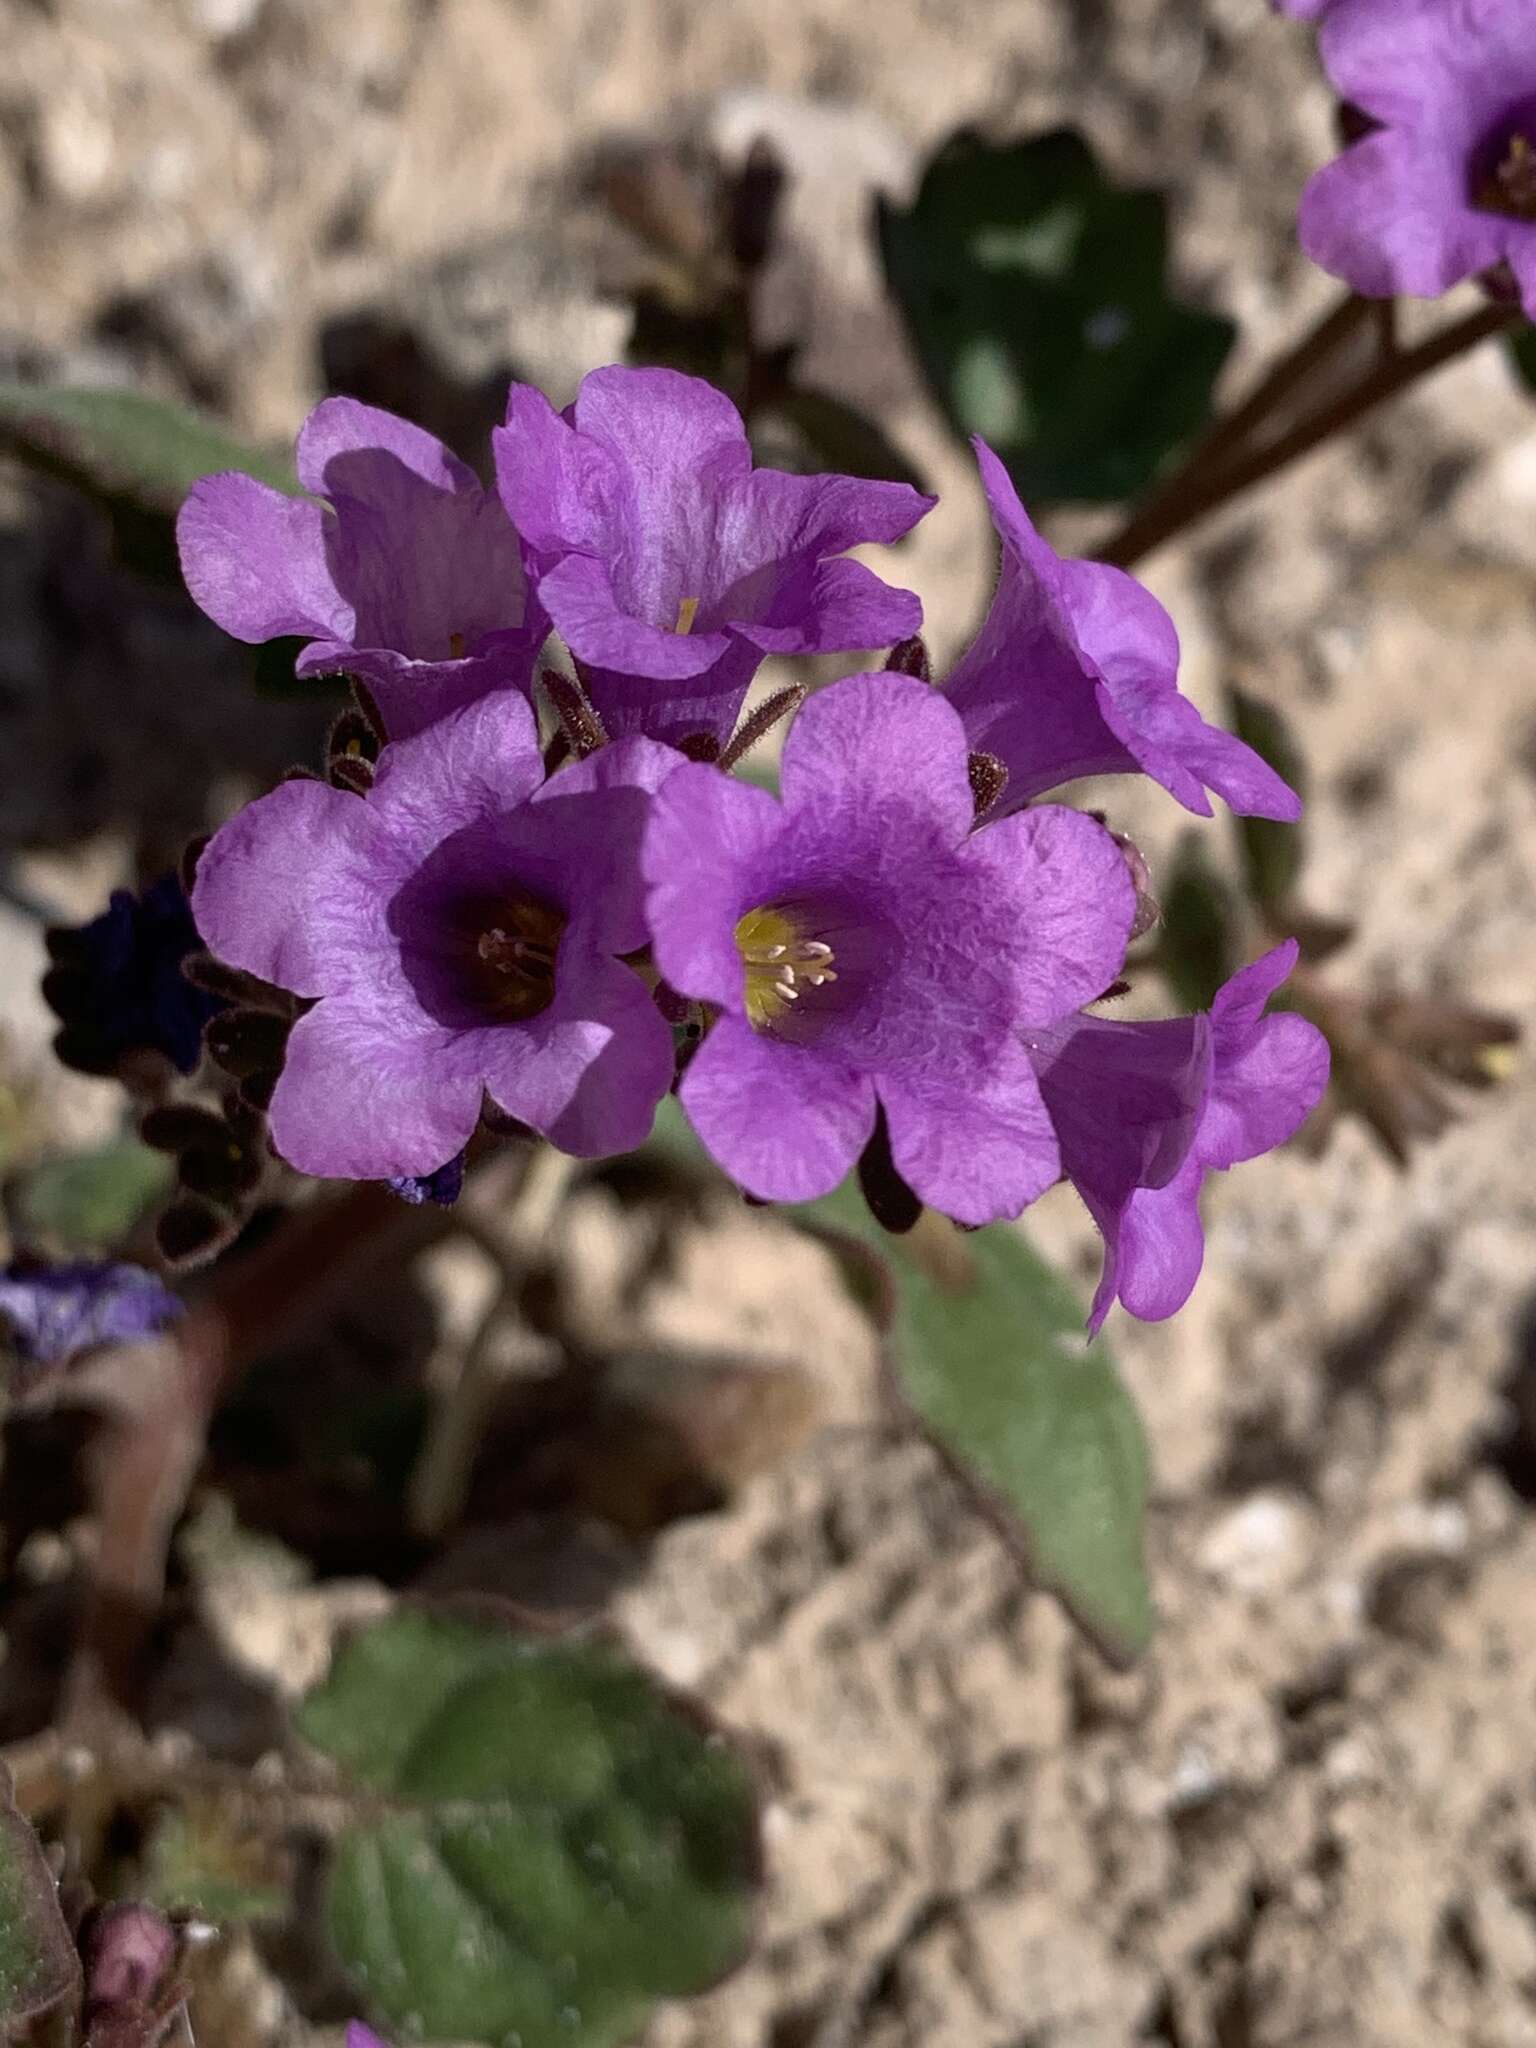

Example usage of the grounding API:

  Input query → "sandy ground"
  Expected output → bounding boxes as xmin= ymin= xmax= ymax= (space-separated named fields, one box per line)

xmin=4 ymin=1 xmax=1536 ymax=2043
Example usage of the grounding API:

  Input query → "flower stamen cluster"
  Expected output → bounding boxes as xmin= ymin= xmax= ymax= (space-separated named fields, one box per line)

xmin=177 ymin=364 xmax=1328 ymax=1328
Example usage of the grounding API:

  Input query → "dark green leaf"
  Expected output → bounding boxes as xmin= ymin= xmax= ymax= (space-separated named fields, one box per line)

xmin=647 ymin=1100 xmax=1154 ymax=1666
xmin=1157 ymin=829 xmax=1240 ymax=1015
xmin=0 ymin=1764 xmax=79 ymax=2033
xmin=0 ymin=382 xmax=299 ymax=583
xmin=1226 ymin=685 xmax=1306 ymax=912
xmin=877 ymin=127 xmax=1236 ymax=503
xmin=295 ymin=1609 xmax=761 ymax=2047
xmin=15 ymin=1135 xmax=174 ymax=1252
xmin=763 ymin=386 xmax=927 ymax=491
xmin=1506 ymin=324 xmax=1536 ymax=393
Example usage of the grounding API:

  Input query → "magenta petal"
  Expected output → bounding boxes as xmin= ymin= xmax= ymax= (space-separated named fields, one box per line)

xmin=513 ymin=736 xmax=682 ymax=954
xmin=779 ymin=671 xmax=975 ymax=849
xmin=296 ymin=642 xmax=542 ymax=743
xmin=644 ymin=764 xmax=786 ymax=1006
xmin=480 ymin=959 xmax=674 ymax=1157
xmin=1298 ymin=130 xmax=1506 ymax=302
xmin=494 ymin=383 xmax=614 ymax=557
xmin=881 ymin=1037 xmax=1060 ymax=1225
xmin=177 ymin=474 xmax=349 ymax=645
xmin=731 ymin=556 xmax=923 ymax=659
xmin=1097 ymin=676 xmax=1301 ymax=823
xmin=536 ymin=554 xmax=731 ymax=680
xmin=1113 ymin=1157 xmax=1209 ymax=1325
xmin=192 ymin=777 xmax=399 ymax=998
xmin=964 ymin=806 xmax=1135 ymax=1021
xmin=680 ymin=1014 xmax=876 ymax=1202
xmin=366 ymin=688 xmax=545 ymax=854
xmin=269 ymin=999 xmax=482 ymax=1179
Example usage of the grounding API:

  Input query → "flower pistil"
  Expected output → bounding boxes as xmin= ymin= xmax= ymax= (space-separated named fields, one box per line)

xmin=474 ymin=895 xmax=566 ymax=1018
xmin=734 ymin=906 xmax=838 ymax=1031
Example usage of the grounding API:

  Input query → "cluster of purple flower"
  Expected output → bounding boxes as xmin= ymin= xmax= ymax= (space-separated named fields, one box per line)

xmin=1276 ymin=0 xmax=1536 ymax=318
xmin=177 ymin=365 xmax=1326 ymax=1330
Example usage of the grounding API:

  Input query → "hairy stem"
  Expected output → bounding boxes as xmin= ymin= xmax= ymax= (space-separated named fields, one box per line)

xmin=1099 ymin=298 xmax=1519 ymax=570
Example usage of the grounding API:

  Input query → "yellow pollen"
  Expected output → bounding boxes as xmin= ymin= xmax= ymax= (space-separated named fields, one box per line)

xmin=735 ymin=906 xmax=838 ymax=1032
xmin=449 ymin=630 xmax=467 ymax=659
xmin=1478 ymin=131 xmax=1536 ymax=220
xmin=673 ymin=596 xmax=701 ymax=635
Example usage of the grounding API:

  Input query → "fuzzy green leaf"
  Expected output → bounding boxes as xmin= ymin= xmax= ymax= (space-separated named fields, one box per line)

xmin=0 ymin=1766 xmax=79 ymax=2033
xmin=877 ymin=127 xmax=1236 ymax=503
xmin=295 ymin=1610 xmax=760 ymax=2047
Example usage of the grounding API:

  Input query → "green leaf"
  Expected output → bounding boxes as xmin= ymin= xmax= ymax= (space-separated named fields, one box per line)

xmin=15 ymin=1134 xmax=174 ymax=1252
xmin=0 ymin=1765 xmax=79 ymax=2033
xmin=141 ymin=1804 xmax=289 ymax=1925
xmin=763 ymin=386 xmax=927 ymax=491
xmin=647 ymin=1100 xmax=1154 ymax=1666
xmin=877 ymin=127 xmax=1236 ymax=503
xmin=1157 ymin=829 xmax=1240 ymax=1015
xmin=294 ymin=1609 xmax=761 ymax=2047
xmin=0 ymin=382 xmax=299 ymax=581
xmin=1226 ymin=685 xmax=1306 ymax=913
xmin=1506 ymin=324 xmax=1536 ymax=393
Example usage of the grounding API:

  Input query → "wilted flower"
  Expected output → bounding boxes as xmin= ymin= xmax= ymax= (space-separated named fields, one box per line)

xmin=178 ymin=398 xmax=545 ymax=739
xmin=192 ymin=690 xmax=677 ymax=1181
xmin=1298 ymin=0 xmax=1536 ymax=316
xmin=43 ymin=874 xmax=224 ymax=1077
xmin=495 ymin=366 xmax=932 ymax=748
xmin=0 ymin=1259 xmax=182 ymax=1378
xmin=1028 ymin=942 xmax=1330 ymax=1328
xmin=644 ymin=671 xmax=1136 ymax=1221
xmin=941 ymin=442 xmax=1300 ymax=824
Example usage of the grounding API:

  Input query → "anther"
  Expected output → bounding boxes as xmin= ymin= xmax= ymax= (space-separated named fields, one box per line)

xmin=674 ymin=596 xmax=701 ymax=635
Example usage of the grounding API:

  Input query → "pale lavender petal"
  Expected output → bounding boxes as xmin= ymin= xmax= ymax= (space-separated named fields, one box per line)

xmin=494 ymin=382 xmax=615 ymax=558
xmin=1097 ymin=675 xmax=1302 ymax=823
xmin=680 ymin=1014 xmax=876 ymax=1201
xmin=480 ymin=957 xmax=674 ymax=1157
xmin=269 ymin=998 xmax=483 ymax=1180
xmin=177 ymin=474 xmax=349 ymax=645
xmin=730 ymin=556 xmax=923 ymax=658
xmin=644 ymin=764 xmax=786 ymax=1007
xmin=963 ymin=806 xmax=1135 ymax=1021
xmin=192 ymin=777 xmax=400 ymax=998
xmin=881 ymin=1037 xmax=1060 ymax=1225
xmin=535 ymin=554 xmax=732 ymax=679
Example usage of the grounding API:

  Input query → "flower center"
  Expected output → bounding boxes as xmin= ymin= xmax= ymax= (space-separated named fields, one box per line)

xmin=1477 ymin=130 xmax=1536 ymax=220
xmin=473 ymin=894 xmax=565 ymax=1020
xmin=735 ymin=905 xmax=838 ymax=1032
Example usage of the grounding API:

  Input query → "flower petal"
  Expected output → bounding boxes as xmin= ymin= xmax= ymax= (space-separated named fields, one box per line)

xmin=779 ymin=670 xmax=975 ymax=849
xmin=880 ymin=1036 xmax=1061 ymax=1225
xmin=295 ymin=640 xmax=543 ymax=744
xmin=366 ymin=687 xmax=545 ymax=856
xmin=1299 ymin=128 xmax=1506 ymax=302
xmin=963 ymin=806 xmax=1135 ymax=1021
xmin=730 ymin=555 xmax=923 ymax=659
xmin=297 ymin=396 xmax=481 ymax=499
xmin=480 ymin=957 xmax=674 ymax=1157
xmin=192 ymin=777 xmax=400 ymax=999
xmin=177 ymin=474 xmax=349 ymax=645
xmin=269 ymin=998 xmax=483 ymax=1180
xmin=680 ymin=1013 xmax=876 ymax=1202
xmin=644 ymin=763 xmax=786 ymax=1008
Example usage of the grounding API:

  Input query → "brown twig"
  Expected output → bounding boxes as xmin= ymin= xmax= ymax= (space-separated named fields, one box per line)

xmin=1098 ymin=299 xmax=1519 ymax=570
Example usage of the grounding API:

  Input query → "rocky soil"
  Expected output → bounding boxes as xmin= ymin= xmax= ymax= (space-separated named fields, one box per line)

xmin=4 ymin=1 xmax=1536 ymax=2044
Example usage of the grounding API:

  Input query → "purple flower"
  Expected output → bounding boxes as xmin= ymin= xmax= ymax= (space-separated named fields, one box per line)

xmin=494 ymin=366 xmax=933 ymax=749
xmin=192 ymin=690 xmax=677 ymax=1180
xmin=1028 ymin=943 xmax=1329 ymax=1329
xmin=347 ymin=2029 xmax=390 ymax=2048
xmin=942 ymin=442 xmax=1300 ymax=824
xmin=0 ymin=1260 xmax=182 ymax=1377
xmin=1298 ymin=0 xmax=1536 ymax=317
xmin=644 ymin=671 xmax=1136 ymax=1223
xmin=178 ymin=398 xmax=545 ymax=740
xmin=43 ymin=873 xmax=226 ymax=1078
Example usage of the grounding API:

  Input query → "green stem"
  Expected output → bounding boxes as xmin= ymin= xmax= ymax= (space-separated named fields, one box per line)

xmin=1098 ymin=299 xmax=1519 ymax=571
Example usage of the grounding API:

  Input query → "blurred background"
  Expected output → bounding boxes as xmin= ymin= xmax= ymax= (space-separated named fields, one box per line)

xmin=4 ymin=1 xmax=1536 ymax=2043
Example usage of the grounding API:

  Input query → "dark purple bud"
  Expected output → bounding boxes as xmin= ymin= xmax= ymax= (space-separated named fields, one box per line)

xmin=540 ymin=667 xmax=608 ymax=758
xmin=328 ymin=755 xmax=376 ymax=797
xmin=178 ymin=834 xmax=211 ymax=900
xmin=43 ymin=875 xmax=226 ymax=1079
xmin=0 ymin=1260 xmax=181 ymax=1382
xmin=204 ymin=1007 xmax=291 ymax=1080
xmin=966 ymin=751 xmax=1008 ymax=819
xmin=387 ymin=1151 xmax=467 ymax=1206
xmin=156 ymin=1195 xmax=239 ymax=1270
xmin=727 ymin=135 xmax=788 ymax=275
xmin=856 ymin=1108 xmax=923 ymax=1235
xmin=328 ymin=706 xmax=383 ymax=768
xmin=140 ymin=1104 xmax=232 ymax=1155
xmin=883 ymin=635 xmax=931 ymax=682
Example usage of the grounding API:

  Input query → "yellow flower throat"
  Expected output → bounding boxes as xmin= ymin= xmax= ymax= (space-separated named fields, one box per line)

xmin=734 ymin=907 xmax=838 ymax=1032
